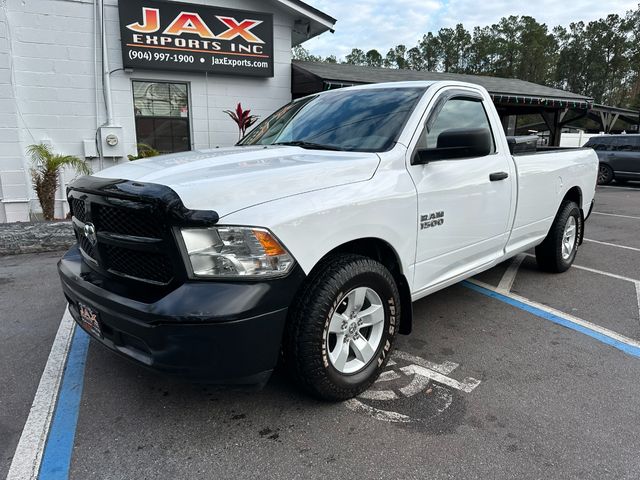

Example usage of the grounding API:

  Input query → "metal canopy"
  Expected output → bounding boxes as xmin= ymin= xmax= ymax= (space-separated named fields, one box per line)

xmin=292 ymin=61 xmax=594 ymax=145
xmin=589 ymin=104 xmax=640 ymax=133
xmin=292 ymin=61 xmax=593 ymax=108
xmin=292 ymin=61 xmax=640 ymax=142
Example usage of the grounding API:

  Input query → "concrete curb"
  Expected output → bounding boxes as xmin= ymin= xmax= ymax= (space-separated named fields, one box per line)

xmin=0 ymin=221 xmax=75 ymax=255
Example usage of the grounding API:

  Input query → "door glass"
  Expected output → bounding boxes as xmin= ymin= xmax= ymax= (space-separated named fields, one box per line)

xmin=133 ymin=81 xmax=191 ymax=153
xmin=602 ymin=137 xmax=616 ymax=151
xmin=586 ymin=138 xmax=604 ymax=150
xmin=418 ymin=98 xmax=495 ymax=152
xmin=615 ymin=136 xmax=635 ymax=151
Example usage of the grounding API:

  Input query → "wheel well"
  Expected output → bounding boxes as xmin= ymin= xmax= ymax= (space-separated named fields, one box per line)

xmin=321 ymin=238 xmax=413 ymax=335
xmin=563 ymin=186 xmax=583 ymax=211
xmin=562 ymin=186 xmax=584 ymax=244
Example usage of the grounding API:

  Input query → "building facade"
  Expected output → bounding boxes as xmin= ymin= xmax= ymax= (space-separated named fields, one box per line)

xmin=0 ymin=0 xmax=335 ymax=222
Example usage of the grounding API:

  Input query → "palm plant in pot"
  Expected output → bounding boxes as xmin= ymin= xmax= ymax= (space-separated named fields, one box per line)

xmin=224 ymin=103 xmax=259 ymax=141
xmin=27 ymin=143 xmax=91 ymax=221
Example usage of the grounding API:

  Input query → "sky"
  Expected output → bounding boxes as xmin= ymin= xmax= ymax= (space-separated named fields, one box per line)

xmin=302 ymin=0 xmax=639 ymax=59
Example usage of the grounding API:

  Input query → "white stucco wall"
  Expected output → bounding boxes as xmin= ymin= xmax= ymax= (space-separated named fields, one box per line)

xmin=0 ymin=0 xmax=295 ymax=222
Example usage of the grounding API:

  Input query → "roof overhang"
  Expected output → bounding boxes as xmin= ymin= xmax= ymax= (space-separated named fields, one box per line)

xmin=588 ymin=104 xmax=640 ymax=128
xmin=592 ymin=103 xmax=640 ymax=117
xmin=293 ymin=61 xmax=594 ymax=109
xmin=272 ymin=0 xmax=336 ymax=46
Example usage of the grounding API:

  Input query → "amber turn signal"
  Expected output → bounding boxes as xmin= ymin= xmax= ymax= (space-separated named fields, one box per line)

xmin=252 ymin=229 xmax=287 ymax=256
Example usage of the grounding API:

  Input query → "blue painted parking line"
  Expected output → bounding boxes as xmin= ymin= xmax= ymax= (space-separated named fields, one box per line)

xmin=463 ymin=280 xmax=640 ymax=359
xmin=38 ymin=326 xmax=90 ymax=480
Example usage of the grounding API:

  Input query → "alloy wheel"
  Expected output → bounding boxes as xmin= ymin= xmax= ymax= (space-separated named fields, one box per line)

xmin=561 ymin=216 xmax=577 ymax=260
xmin=326 ymin=286 xmax=385 ymax=374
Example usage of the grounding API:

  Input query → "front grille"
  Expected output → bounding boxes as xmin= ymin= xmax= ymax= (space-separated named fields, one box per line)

xmin=78 ymin=234 xmax=96 ymax=260
xmin=70 ymin=195 xmax=177 ymax=285
xmin=94 ymin=204 xmax=164 ymax=238
xmin=103 ymin=244 xmax=174 ymax=284
xmin=71 ymin=198 xmax=87 ymax=223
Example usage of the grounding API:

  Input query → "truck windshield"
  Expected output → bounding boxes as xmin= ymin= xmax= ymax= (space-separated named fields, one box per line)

xmin=239 ymin=87 xmax=427 ymax=152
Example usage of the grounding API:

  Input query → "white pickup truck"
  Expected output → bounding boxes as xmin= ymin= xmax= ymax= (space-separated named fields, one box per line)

xmin=59 ymin=81 xmax=598 ymax=400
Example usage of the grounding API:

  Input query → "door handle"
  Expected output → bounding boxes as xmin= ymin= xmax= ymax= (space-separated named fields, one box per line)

xmin=489 ymin=172 xmax=509 ymax=181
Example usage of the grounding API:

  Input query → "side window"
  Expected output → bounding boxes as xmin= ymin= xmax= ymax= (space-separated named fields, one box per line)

xmin=590 ymin=140 xmax=604 ymax=150
xmin=417 ymin=97 xmax=495 ymax=153
xmin=615 ymin=136 xmax=638 ymax=152
xmin=619 ymin=137 xmax=633 ymax=151
xmin=589 ymin=137 xmax=611 ymax=151
xmin=602 ymin=138 xmax=615 ymax=151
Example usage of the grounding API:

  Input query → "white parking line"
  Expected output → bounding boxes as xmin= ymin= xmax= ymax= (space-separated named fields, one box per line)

xmin=583 ymin=238 xmax=640 ymax=253
xmin=637 ymin=283 xmax=640 ymax=329
xmin=597 ymin=185 xmax=640 ymax=192
xmin=497 ymin=253 xmax=526 ymax=293
xmin=521 ymin=253 xmax=640 ymax=323
xmin=6 ymin=310 xmax=74 ymax=480
xmin=468 ymin=279 xmax=640 ymax=353
xmin=570 ymin=262 xmax=640 ymax=284
xmin=523 ymin=251 xmax=638 ymax=283
xmin=592 ymin=211 xmax=640 ymax=221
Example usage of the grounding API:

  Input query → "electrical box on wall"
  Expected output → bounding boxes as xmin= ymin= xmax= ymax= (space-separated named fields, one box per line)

xmin=98 ymin=126 xmax=124 ymax=158
xmin=83 ymin=139 xmax=98 ymax=158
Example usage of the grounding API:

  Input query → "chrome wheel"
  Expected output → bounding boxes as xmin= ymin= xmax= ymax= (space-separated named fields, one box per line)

xmin=326 ymin=286 xmax=385 ymax=374
xmin=561 ymin=216 xmax=577 ymax=260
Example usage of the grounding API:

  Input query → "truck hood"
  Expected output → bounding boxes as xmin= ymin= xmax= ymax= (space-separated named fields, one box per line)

xmin=95 ymin=146 xmax=380 ymax=217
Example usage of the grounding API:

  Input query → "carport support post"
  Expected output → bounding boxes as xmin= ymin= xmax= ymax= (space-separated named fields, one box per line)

xmin=501 ymin=115 xmax=517 ymax=136
xmin=542 ymin=109 xmax=566 ymax=147
xmin=599 ymin=111 xmax=619 ymax=133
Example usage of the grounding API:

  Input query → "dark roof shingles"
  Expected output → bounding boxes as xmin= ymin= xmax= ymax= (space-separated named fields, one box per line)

xmin=293 ymin=61 xmax=592 ymax=101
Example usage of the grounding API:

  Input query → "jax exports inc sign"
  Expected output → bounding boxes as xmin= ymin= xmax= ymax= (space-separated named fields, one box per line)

xmin=118 ymin=0 xmax=274 ymax=77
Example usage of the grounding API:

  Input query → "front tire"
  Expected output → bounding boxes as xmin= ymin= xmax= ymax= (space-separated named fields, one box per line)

xmin=283 ymin=254 xmax=400 ymax=401
xmin=535 ymin=201 xmax=582 ymax=273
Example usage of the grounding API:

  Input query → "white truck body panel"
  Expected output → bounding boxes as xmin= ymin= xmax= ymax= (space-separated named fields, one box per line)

xmin=97 ymin=146 xmax=380 ymax=217
xmin=506 ymin=148 xmax=599 ymax=255
xmin=222 ymin=147 xmax=420 ymax=286
xmin=95 ymin=81 xmax=598 ymax=300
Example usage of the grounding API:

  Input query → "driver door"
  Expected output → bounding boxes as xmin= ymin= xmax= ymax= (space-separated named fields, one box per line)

xmin=408 ymin=89 xmax=514 ymax=294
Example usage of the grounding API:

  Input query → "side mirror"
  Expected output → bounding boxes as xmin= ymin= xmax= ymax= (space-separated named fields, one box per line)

xmin=414 ymin=128 xmax=493 ymax=164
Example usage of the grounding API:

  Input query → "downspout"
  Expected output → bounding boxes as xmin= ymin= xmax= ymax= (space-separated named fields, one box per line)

xmin=98 ymin=0 xmax=115 ymax=126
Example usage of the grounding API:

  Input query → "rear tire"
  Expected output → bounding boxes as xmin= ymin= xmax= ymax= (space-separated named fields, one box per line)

xmin=283 ymin=254 xmax=400 ymax=401
xmin=597 ymin=164 xmax=614 ymax=185
xmin=535 ymin=201 xmax=582 ymax=273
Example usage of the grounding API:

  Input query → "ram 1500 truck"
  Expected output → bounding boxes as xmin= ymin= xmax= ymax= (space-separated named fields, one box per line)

xmin=58 ymin=81 xmax=598 ymax=400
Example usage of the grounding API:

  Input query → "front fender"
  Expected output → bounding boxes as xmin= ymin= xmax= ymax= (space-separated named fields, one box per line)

xmin=219 ymin=175 xmax=418 ymax=290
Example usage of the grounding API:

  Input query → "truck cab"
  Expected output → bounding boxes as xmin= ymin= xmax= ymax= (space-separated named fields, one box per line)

xmin=59 ymin=81 xmax=598 ymax=400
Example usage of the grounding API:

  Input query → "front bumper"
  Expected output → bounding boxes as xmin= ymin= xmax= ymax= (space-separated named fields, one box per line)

xmin=58 ymin=246 xmax=305 ymax=384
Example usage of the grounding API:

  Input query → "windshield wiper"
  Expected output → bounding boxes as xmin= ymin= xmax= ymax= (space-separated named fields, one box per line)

xmin=273 ymin=141 xmax=343 ymax=151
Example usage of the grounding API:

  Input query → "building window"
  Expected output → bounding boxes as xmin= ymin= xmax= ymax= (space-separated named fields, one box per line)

xmin=132 ymin=81 xmax=191 ymax=154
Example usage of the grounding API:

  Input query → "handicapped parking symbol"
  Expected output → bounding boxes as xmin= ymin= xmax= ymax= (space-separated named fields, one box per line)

xmin=344 ymin=350 xmax=481 ymax=424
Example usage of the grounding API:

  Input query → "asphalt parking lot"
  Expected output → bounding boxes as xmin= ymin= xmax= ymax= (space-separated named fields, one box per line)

xmin=2 ymin=184 xmax=639 ymax=480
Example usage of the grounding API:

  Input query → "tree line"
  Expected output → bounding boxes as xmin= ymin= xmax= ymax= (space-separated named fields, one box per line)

xmin=294 ymin=6 xmax=640 ymax=109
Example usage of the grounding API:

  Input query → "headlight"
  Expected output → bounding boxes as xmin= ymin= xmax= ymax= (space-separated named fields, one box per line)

xmin=180 ymin=226 xmax=295 ymax=278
